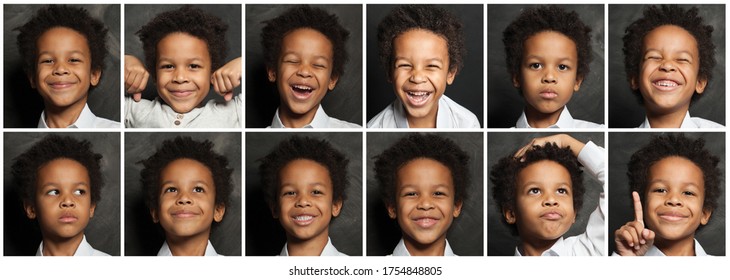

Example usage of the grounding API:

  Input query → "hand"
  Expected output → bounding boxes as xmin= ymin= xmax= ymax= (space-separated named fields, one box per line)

xmin=211 ymin=57 xmax=241 ymax=101
xmin=614 ymin=191 xmax=655 ymax=256
xmin=513 ymin=134 xmax=586 ymax=160
xmin=124 ymin=55 xmax=149 ymax=102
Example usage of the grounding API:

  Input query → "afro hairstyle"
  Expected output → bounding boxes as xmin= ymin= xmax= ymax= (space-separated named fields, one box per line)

xmin=502 ymin=5 xmax=593 ymax=88
xmin=11 ymin=134 xmax=104 ymax=207
xmin=15 ymin=5 xmax=108 ymax=78
xmin=622 ymin=5 xmax=716 ymax=103
xmin=490 ymin=142 xmax=585 ymax=235
xmin=139 ymin=136 xmax=233 ymax=212
xmin=377 ymin=5 xmax=466 ymax=80
xmin=627 ymin=134 xmax=722 ymax=215
xmin=260 ymin=5 xmax=350 ymax=79
xmin=258 ymin=135 xmax=349 ymax=212
xmin=136 ymin=5 xmax=228 ymax=78
xmin=374 ymin=133 xmax=469 ymax=208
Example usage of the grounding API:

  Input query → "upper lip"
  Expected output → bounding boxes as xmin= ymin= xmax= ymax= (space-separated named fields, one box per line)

xmin=290 ymin=82 xmax=316 ymax=90
xmin=403 ymin=87 xmax=433 ymax=94
xmin=651 ymin=77 xmax=683 ymax=86
xmin=540 ymin=210 xmax=564 ymax=220
xmin=539 ymin=88 xmax=557 ymax=94
xmin=47 ymin=80 xmax=78 ymax=87
xmin=171 ymin=209 xmax=200 ymax=218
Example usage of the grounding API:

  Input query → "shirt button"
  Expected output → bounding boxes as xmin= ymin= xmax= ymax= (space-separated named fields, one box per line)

xmin=174 ymin=120 xmax=181 ymax=126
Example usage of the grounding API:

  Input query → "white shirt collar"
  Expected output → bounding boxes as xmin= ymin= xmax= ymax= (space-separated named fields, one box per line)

xmin=270 ymin=105 xmax=330 ymax=128
xmin=515 ymin=107 xmax=575 ymax=129
xmin=639 ymin=111 xmax=696 ymax=128
xmin=157 ymin=240 xmax=220 ymax=256
xmin=390 ymin=238 xmax=456 ymax=256
xmin=38 ymin=103 xmax=97 ymax=128
xmin=392 ymin=97 xmax=455 ymax=128
xmin=514 ymin=237 xmax=565 ymax=256
xmin=643 ymin=239 xmax=709 ymax=256
xmin=36 ymin=235 xmax=106 ymax=256
xmin=279 ymin=237 xmax=346 ymax=256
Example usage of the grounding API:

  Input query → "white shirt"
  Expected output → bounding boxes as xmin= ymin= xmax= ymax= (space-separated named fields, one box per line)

xmin=38 ymin=103 xmax=120 ymax=128
xmin=367 ymin=95 xmax=480 ymax=128
xmin=612 ymin=239 xmax=710 ymax=256
xmin=278 ymin=237 xmax=347 ymax=256
xmin=36 ymin=235 xmax=110 ymax=256
xmin=514 ymin=107 xmax=604 ymax=128
xmin=268 ymin=105 xmax=361 ymax=128
xmin=156 ymin=240 xmax=221 ymax=256
xmin=514 ymin=141 xmax=606 ymax=256
xmin=638 ymin=111 xmax=724 ymax=128
xmin=125 ymin=96 xmax=241 ymax=128
xmin=389 ymin=238 xmax=457 ymax=256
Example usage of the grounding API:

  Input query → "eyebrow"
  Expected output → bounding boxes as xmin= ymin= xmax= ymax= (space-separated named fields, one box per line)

xmin=394 ymin=56 xmax=445 ymax=63
xmin=37 ymin=50 xmax=86 ymax=56
xmin=159 ymin=180 xmax=210 ymax=186
xmin=523 ymin=54 xmax=575 ymax=62
xmin=643 ymin=49 xmax=694 ymax=56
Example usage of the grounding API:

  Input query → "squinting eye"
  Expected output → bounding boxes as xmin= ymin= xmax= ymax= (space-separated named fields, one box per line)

xmin=40 ymin=59 xmax=53 ymax=64
xmin=683 ymin=191 xmax=695 ymax=196
xmin=190 ymin=64 xmax=202 ymax=69
xmin=159 ymin=64 xmax=174 ymax=69
xmin=434 ymin=191 xmax=446 ymax=196
xmin=529 ymin=63 xmax=542 ymax=70
xmin=652 ymin=188 xmax=667 ymax=193
xmin=282 ymin=191 xmax=296 ymax=196
xmin=403 ymin=192 xmax=417 ymax=197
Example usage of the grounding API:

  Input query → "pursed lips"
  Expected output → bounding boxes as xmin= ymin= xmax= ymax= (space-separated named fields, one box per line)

xmin=58 ymin=212 xmax=78 ymax=223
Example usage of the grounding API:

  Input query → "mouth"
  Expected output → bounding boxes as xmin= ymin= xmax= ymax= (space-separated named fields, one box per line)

xmin=540 ymin=211 xmax=563 ymax=221
xmin=48 ymin=82 xmax=77 ymax=90
xmin=538 ymin=89 xmax=558 ymax=100
xmin=651 ymin=79 xmax=682 ymax=91
xmin=58 ymin=213 xmax=78 ymax=223
xmin=658 ymin=211 xmax=689 ymax=222
xmin=412 ymin=217 xmax=439 ymax=228
xmin=404 ymin=90 xmax=433 ymax=107
xmin=290 ymin=84 xmax=316 ymax=100
xmin=167 ymin=90 xmax=196 ymax=98
xmin=171 ymin=210 xmax=200 ymax=219
xmin=292 ymin=214 xmax=316 ymax=226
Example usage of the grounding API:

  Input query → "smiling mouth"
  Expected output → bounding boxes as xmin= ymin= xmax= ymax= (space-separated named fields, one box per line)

xmin=168 ymin=90 xmax=195 ymax=98
xmin=405 ymin=91 xmax=432 ymax=106
xmin=48 ymin=82 xmax=77 ymax=90
xmin=658 ymin=213 xmax=688 ymax=222
xmin=652 ymin=79 xmax=681 ymax=91
xmin=413 ymin=217 xmax=439 ymax=228
xmin=172 ymin=211 xmax=199 ymax=219
xmin=292 ymin=215 xmax=315 ymax=226
xmin=291 ymin=84 xmax=314 ymax=100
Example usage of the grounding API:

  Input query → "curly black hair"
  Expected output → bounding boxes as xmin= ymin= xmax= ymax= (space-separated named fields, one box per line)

xmin=374 ymin=134 xmax=469 ymax=208
xmin=261 ymin=5 xmax=350 ymax=79
xmin=490 ymin=142 xmax=585 ymax=236
xmin=622 ymin=5 xmax=716 ymax=103
xmin=627 ymin=134 xmax=721 ymax=215
xmin=11 ymin=134 xmax=104 ymax=207
xmin=136 ymin=5 xmax=228 ymax=79
xmin=259 ymin=136 xmax=349 ymax=211
xmin=139 ymin=136 xmax=233 ymax=212
xmin=377 ymin=5 xmax=466 ymax=79
xmin=15 ymin=5 xmax=108 ymax=77
xmin=502 ymin=5 xmax=593 ymax=86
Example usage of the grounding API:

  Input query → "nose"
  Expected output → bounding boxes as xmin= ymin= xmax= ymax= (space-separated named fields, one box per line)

xmin=542 ymin=68 xmax=556 ymax=84
xmin=659 ymin=60 xmax=676 ymax=72
xmin=176 ymin=191 xmax=192 ymax=205
xmin=416 ymin=196 xmax=434 ymax=210
xmin=52 ymin=61 xmax=69 ymax=76
xmin=172 ymin=68 xmax=189 ymax=84
xmin=60 ymin=195 xmax=75 ymax=208
xmin=408 ymin=68 xmax=426 ymax=83
xmin=296 ymin=64 xmax=312 ymax=78
xmin=295 ymin=195 xmax=311 ymax=208
xmin=543 ymin=194 xmax=558 ymax=207
xmin=665 ymin=193 xmax=683 ymax=207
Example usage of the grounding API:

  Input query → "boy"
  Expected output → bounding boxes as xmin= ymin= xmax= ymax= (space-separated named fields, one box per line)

xmin=490 ymin=134 xmax=605 ymax=256
xmin=615 ymin=134 xmax=721 ymax=256
xmin=259 ymin=136 xmax=350 ymax=256
xmin=139 ymin=136 xmax=233 ymax=256
xmin=368 ymin=5 xmax=480 ymax=128
xmin=15 ymin=5 xmax=120 ymax=128
xmin=124 ymin=5 xmax=242 ymax=128
xmin=374 ymin=134 xmax=468 ymax=255
xmin=259 ymin=5 xmax=360 ymax=128
xmin=11 ymin=134 xmax=109 ymax=256
xmin=622 ymin=5 xmax=722 ymax=128
xmin=502 ymin=5 xmax=603 ymax=128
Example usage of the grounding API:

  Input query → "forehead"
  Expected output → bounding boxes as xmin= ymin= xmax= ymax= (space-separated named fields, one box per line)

xmin=161 ymin=158 xmax=213 ymax=178
xmin=397 ymin=158 xmax=453 ymax=185
xmin=642 ymin=25 xmax=699 ymax=53
xmin=280 ymin=28 xmax=334 ymax=55
xmin=156 ymin=32 xmax=211 ymax=58
xmin=37 ymin=26 xmax=90 ymax=52
xmin=279 ymin=159 xmax=332 ymax=181
xmin=648 ymin=156 xmax=704 ymax=182
xmin=516 ymin=160 xmax=572 ymax=186
xmin=393 ymin=28 xmax=449 ymax=56
xmin=522 ymin=31 xmax=577 ymax=58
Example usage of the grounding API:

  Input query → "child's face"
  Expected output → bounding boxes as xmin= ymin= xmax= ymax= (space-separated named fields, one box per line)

xmin=31 ymin=27 xmax=101 ymax=110
xmin=267 ymin=28 xmax=338 ymax=117
xmin=643 ymin=156 xmax=711 ymax=243
xmin=155 ymin=32 xmax=212 ymax=114
xmin=631 ymin=25 xmax=707 ymax=116
xmin=390 ymin=29 xmax=456 ymax=122
xmin=506 ymin=160 xmax=576 ymax=242
xmin=387 ymin=158 xmax=462 ymax=248
xmin=24 ymin=158 xmax=96 ymax=241
xmin=513 ymin=31 xmax=582 ymax=116
xmin=274 ymin=159 xmax=342 ymax=242
xmin=152 ymin=158 xmax=225 ymax=240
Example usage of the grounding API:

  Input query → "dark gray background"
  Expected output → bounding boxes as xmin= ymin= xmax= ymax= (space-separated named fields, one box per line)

xmin=4 ymin=4 xmax=121 ymax=128
xmin=124 ymin=132 xmax=242 ymax=256
xmin=487 ymin=4 xmax=605 ymax=128
xmin=245 ymin=132 xmax=363 ymax=256
xmin=4 ymin=132 xmax=121 ymax=256
xmin=246 ymin=5 xmax=362 ymax=127
xmin=367 ymin=132 xmax=483 ymax=256
xmin=608 ymin=4 xmax=726 ymax=127
xmin=124 ymin=4 xmax=242 ymax=106
xmin=366 ymin=4 xmax=484 ymax=127
xmin=487 ymin=132 xmax=604 ymax=256
xmin=608 ymin=132 xmax=725 ymax=256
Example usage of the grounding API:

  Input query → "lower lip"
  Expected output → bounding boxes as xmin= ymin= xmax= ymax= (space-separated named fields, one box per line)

xmin=405 ymin=92 xmax=431 ymax=107
xmin=291 ymin=88 xmax=314 ymax=100
xmin=59 ymin=217 xmax=77 ymax=223
xmin=293 ymin=216 xmax=314 ymax=226
xmin=541 ymin=213 xmax=562 ymax=220
xmin=659 ymin=215 xmax=687 ymax=222
xmin=414 ymin=218 xmax=438 ymax=228
xmin=652 ymin=82 xmax=680 ymax=91
xmin=539 ymin=92 xmax=558 ymax=99
xmin=172 ymin=213 xmax=198 ymax=219
xmin=170 ymin=91 xmax=194 ymax=98
xmin=49 ymin=83 xmax=75 ymax=89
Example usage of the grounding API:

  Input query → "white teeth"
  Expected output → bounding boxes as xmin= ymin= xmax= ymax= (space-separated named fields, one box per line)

xmin=293 ymin=85 xmax=313 ymax=90
xmin=407 ymin=91 xmax=428 ymax=96
xmin=294 ymin=215 xmax=313 ymax=221
xmin=655 ymin=80 xmax=678 ymax=87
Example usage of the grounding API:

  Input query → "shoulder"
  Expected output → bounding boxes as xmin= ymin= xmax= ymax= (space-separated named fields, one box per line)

xmin=329 ymin=117 xmax=362 ymax=128
xmin=94 ymin=116 xmax=121 ymax=128
xmin=441 ymin=95 xmax=480 ymax=128
xmin=691 ymin=117 xmax=725 ymax=128
xmin=367 ymin=103 xmax=396 ymax=128
xmin=572 ymin=119 xmax=605 ymax=129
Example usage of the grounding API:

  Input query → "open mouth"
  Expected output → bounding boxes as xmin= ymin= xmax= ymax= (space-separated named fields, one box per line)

xmin=413 ymin=217 xmax=439 ymax=228
xmin=652 ymin=79 xmax=681 ymax=91
xmin=292 ymin=214 xmax=315 ymax=226
xmin=405 ymin=91 xmax=432 ymax=106
xmin=291 ymin=84 xmax=315 ymax=100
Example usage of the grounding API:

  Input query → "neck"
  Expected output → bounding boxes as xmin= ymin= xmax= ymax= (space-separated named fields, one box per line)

xmin=279 ymin=105 xmax=317 ymax=128
xmin=41 ymin=234 xmax=84 ymax=256
xmin=646 ymin=107 xmax=688 ymax=128
xmin=403 ymin=235 xmax=446 ymax=256
xmin=519 ymin=237 xmax=559 ymax=256
xmin=406 ymin=105 xmax=438 ymax=128
xmin=524 ymin=106 xmax=563 ymax=128
xmin=166 ymin=231 xmax=210 ymax=256
xmin=654 ymin=235 xmax=697 ymax=256
xmin=286 ymin=230 xmax=330 ymax=256
xmin=43 ymin=99 xmax=87 ymax=128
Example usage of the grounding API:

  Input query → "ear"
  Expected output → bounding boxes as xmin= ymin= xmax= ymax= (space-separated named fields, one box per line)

xmin=573 ymin=76 xmax=584 ymax=92
xmin=150 ymin=208 xmax=159 ymax=223
xmin=28 ymin=73 xmax=37 ymax=89
xmin=327 ymin=74 xmax=340 ymax=91
xmin=452 ymin=200 xmax=463 ymax=218
xmin=446 ymin=68 xmax=457 ymax=85
xmin=89 ymin=203 xmax=96 ymax=219
xmin=700 ymin=207 xmax=713 ymax=225
xmin=502 ymin=207 xmax=516 ymax=224
xmin=23 ymin=201 xmax=37 ymax=219
xmin=266 ymin=67 xmax=276 ymax=82
xmin=331 ymin=199 xmax=343 ymax=217
xmin=269 ymin=201 xmax=279 ymax=219
xmin=386 ymin=203 xmax=397 ymax=219
xmin=512 ymin=74 xmax=521 ymax=89
xmin=90 ymin=69 xmax=102 ymax=87
xmin=629 ymin=76 xmax=639 ymax=90
xmin=695 ymin=77 xmax=708 ymax=94
xmin=213 ymin=203 xmax=226 ymax=222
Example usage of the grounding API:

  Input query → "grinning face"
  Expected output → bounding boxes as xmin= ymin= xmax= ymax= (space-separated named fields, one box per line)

xmin=155 ymin=32 xmax=212 ymax=114
xmin=631 ymin=25 xmax=707 ymax=116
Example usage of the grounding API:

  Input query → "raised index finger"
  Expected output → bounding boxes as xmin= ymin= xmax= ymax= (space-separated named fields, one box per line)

xmin=632 ymin=191 xmax=644 ymax=225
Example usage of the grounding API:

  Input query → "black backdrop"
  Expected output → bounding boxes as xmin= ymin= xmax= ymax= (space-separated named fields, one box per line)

xmin=4 ymin=4 xmax=121 ymax=128
xmin=366 ymin=4 xmax=484 ymax=127
xmin=487 ymin=4 xmax=605 ymax=128
xmin=4 ymin=132 xmax=121 ymax=256
xmin=245 ymin=5 xmax=363 ymax=128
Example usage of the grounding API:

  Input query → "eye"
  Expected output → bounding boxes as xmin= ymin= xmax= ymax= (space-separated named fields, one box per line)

xmin=557 ymin=64 xmax=569 ymax=71
xmin=39 ymin=59 xmax=54 ymax=64
xmin=529 ymin=63 xmax=542 ymax=70
xmin=683 ymin=191 xmax=696 ymax=196
xmin=528 ymin=188 xmax=541 ymax=195
xmin=282 ymin=191 xmax=296 ymax=197
xmin=652 ymin=188 xmax=667 ymax=194
xmin=159 ymin=64 xmax=174 ymax=70
xmin=676 ymin=58 xmax=690 ymax=64
xmin=164 ymin=186 xmax=177 ymax=193
xmin=434 ymin=191 xmax=446 ymax=196
xmin=403 ymin=192 xmax=417 ymax=197
xmin=193 ymin=186 xmax=204 ymax=193
xmin=69 ymin=58 xmax=82 ymax=63
xmin=396 ymin=63 xmax=412 ymax=69
xmin=557 ymin=188 xmax=569 ymax=195
xmin=73 ymin=189 xmax=86 ymax=195
xmin=645 ymin=56 xmax=661 ymax=61
xmin=312 ymin=189 xmax=324 ymax=195
xmin=283 ymin=59 xmax=299 ymax=64
xmin=46 ymin=189 xmax=60 ymax=196
xmin=313 ymin=63 xmax=326 ymax=69
xmin=427 ymin=64 xmax=441 ymax=69
xmin=189 ymin=64 xmax=202 ymax=69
